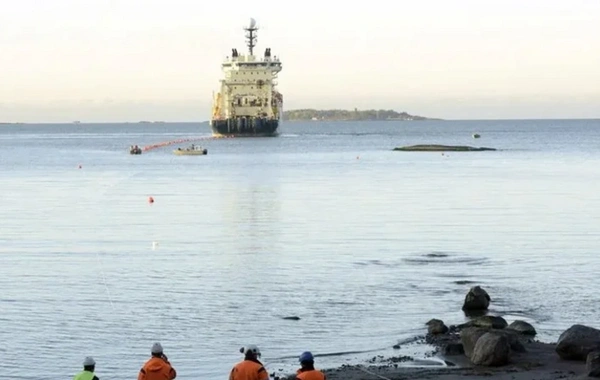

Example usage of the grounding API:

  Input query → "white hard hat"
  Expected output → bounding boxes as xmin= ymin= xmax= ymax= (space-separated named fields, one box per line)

xmin=241 ymin=344 xmax=261 ymax=357
xmin=151 ymin=342 xmax=163 ymax=354
xmin=83 ymin=357 xmax=96 ymax=366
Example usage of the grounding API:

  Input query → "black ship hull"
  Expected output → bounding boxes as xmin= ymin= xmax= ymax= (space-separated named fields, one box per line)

xmin=211 ymin=117 xmax=279 ymax=137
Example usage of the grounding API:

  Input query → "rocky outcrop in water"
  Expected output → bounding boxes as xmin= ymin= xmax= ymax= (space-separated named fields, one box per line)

xmin=321 ymin=285 xmax=597 ymax=379
xmin=462 ymin=286 xmax=490 ymax=311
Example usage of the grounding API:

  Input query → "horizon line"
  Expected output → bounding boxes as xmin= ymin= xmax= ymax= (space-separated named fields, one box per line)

xmin=2 ymin=117 xmax=600 ymax=125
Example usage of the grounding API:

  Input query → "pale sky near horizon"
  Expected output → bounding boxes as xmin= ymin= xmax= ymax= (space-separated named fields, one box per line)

xmin=1 ymin=0 xmax=599 ymax=122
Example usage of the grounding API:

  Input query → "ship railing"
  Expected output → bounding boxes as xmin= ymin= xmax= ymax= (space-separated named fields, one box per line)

xmin=223 ymin=56 xmax=281 ymax=63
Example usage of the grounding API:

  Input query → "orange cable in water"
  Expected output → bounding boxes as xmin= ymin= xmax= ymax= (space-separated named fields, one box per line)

xmin=141 ymin=135 xmax=234 ymax=152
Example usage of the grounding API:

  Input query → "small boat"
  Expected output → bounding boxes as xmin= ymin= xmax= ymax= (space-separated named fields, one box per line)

xmin=130 ymin=145 xmax=142 ymax=155
xmin=472 ymin=133 xmax=481 ymax=139
xmin=174 ymin=144 xmax=208 ymax=156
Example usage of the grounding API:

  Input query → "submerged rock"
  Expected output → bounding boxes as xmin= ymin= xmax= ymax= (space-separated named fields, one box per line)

xmin=462 ymin=286 xmax=491 ymax=311
xmin=556 ymin=324 xmax=600 ymax=361
xmin=282 ymin=316 xmax=301 ymax=321
xmin=506 ymin=320 xmax=537 ymax=336
xmin=393 ymin=144 xmax=496 ymax=152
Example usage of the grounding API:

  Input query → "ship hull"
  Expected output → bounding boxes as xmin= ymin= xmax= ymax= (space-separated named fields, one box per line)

xmin=210 ymin=117 xmax=279 ymax=137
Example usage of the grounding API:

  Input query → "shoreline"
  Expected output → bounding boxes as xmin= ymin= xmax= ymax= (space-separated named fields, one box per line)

xmin=316 ymin=340 xmax=585 ymax=380
xmin=275 ymin=286 xmax=599 ymax=380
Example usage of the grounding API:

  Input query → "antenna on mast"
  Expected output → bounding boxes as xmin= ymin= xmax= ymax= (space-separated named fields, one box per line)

xmin=244 ymin=18 xmax=258 ymax=55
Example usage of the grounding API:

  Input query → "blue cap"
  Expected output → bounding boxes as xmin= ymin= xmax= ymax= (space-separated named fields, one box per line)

xmin=299 ymin=351 xmax=314 ymax=363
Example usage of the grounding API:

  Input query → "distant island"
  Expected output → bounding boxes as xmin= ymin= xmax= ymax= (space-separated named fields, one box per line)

xmin=282 ymin=108 xmax=438 ymax=121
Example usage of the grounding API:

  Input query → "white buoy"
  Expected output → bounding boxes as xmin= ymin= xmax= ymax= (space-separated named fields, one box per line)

xmin=152 ymin=241 xmax=159 ymax=250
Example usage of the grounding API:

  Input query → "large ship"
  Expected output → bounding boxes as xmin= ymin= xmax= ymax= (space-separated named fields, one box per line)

xmin=210 ymin=18 xmax=283 ymax=137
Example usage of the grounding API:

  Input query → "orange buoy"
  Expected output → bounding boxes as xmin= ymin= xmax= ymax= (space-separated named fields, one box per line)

xmin=148 ymin=196 xmax=154 ymax=204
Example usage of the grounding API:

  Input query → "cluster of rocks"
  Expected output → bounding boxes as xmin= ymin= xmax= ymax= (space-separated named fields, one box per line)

xmin=424 ymin=286 xmax=600 ymax=377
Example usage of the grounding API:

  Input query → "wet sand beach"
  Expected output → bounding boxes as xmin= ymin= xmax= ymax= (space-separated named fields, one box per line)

xmin=320 ymin=341 xmax=587 ymax=380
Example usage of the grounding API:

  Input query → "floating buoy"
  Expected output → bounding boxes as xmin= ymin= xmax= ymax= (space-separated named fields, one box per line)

xmin=356 ymin=156 xmax=360 ymax=159
xmin=148 ymin=196 xmax=154 ymax=204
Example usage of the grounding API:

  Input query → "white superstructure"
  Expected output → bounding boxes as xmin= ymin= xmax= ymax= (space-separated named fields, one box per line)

xmin=210 ymin=18 xmax=283 ymax=136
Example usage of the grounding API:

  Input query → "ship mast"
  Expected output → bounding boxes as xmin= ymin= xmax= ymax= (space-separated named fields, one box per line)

xmin=244 ymin=18 xmax=258 ymax=55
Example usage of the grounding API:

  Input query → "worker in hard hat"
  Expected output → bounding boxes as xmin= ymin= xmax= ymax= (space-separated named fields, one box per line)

xmin=73 ymin=356 xmax=100 ymax=380
xmin=229 ymin=345 xmax=269 ymax=380
xmin=295 ymin=352 xmax=325 ymax=380
xmin=138 ymin=342 xmax=177 ymax=380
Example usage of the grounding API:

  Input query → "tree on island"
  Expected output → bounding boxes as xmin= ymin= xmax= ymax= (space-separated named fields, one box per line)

xmin=282 ymin=108 xmax=434 ymax=121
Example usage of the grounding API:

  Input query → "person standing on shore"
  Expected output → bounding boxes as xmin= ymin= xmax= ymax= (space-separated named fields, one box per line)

xmin=295 ymin=352 xmax=325 ymax=380
xmin=138 ymin=342 xmax=177 ymax=380
xmin=73 ymin=356 xmax=100 ymax=380
xmin=229 ymin=345 xmax=269 ymax=380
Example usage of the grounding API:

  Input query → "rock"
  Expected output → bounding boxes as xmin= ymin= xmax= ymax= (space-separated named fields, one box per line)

xmin=462 ymin=286 xmax=491 ymax=311
xmin=426 ymin=319 xmax=449 ymax=335
xmin=471 ymin=332 xmax=511 ymax=367
xmin=470 ymin=316 xmax=508 ymax=329
xmin=444 ymin=343 xmax=465 ymax=356
xmin=495 ymin=329 xmax=527 ymax=353
xmin=556 ymin=324 xmax=600 ymax=361
xmin=506 ymin=320 xmax=537 ymax=336
xmin=461 ymin=327 xmax=489 ymax=358
xmin=282 ymin=316 xmax=300 ymax=320
xmin=393 ymin=144 xmax=496 ymax=152
xmin=587 ymin=351 xmax=600 ymax=377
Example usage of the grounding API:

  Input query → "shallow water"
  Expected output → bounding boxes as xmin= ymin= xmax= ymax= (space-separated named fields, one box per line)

xmin=1 ymin=119 xmax=599 ymax=379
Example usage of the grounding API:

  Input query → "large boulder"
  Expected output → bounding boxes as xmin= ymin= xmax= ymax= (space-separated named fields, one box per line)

xmin=461 ymin=327 xmax=489 ymax=358
xmin=506 ymin=320 xmax=536 ymax=336
xmin=426 ymin=319 xmax=449 ymax=335
xmin=471 ymin=332 xmax=511 ymax=366
xmin=556 ymin=324 xmax=600 ymax=361
xmin=462 ymin=286 xmax=490 ymax=311
xmin=587 ymin=351 xmax=600 ymax=377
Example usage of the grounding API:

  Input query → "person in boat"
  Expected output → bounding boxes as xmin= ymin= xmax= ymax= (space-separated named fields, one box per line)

xmin=138 ymin=342 xmax=177 ymax=380
xmin=229 ymin=345 xmax=269 ymax=380
xmin=295 ymin=352 xmax=325 ymax=380
xmin=73 ymin=356 xmax=100 ymax=380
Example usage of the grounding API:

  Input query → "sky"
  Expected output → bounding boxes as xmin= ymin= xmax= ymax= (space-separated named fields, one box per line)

xmin=0 ymin=0 xmax=599 ymax=122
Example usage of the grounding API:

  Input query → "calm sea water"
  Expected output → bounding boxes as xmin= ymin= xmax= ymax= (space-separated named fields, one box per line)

xmin=1 ymin=119 xmax=599 ymax=380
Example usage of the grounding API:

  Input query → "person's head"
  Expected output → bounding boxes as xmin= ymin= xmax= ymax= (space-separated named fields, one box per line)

xmin=83 ymin=356 xmax=96 ymax=372
xmin=151 ymin=342 xmax=163 ymax=358
xmin=240 ymin=345 xmax=261 ymax=361
xmin=299 ymin=351 xmax=314 ymax=369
